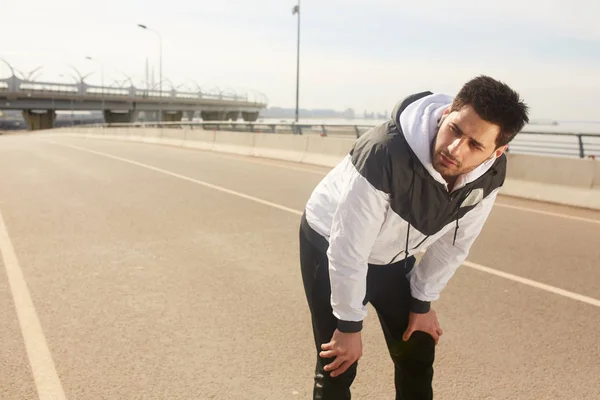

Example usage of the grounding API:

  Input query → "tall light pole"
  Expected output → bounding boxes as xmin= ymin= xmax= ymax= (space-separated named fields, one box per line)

xmin=85 ymin=56 xmax=104 ymax=112
xmin=293 ymin=1 xmax=301 ymax=124
xmin=138 ymin=23 xmax=163 ymax=122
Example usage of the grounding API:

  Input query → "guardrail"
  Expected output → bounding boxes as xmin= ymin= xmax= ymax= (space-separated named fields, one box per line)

xmin=0 ymin=72 xmax=268 ymax=105
xmin=86 ymin=121 xmax=600 ymax=159
xmin=97 ymin=120 xmax=377 ymax=137
xmin=504 ymin=131 xmax=599 ymax=159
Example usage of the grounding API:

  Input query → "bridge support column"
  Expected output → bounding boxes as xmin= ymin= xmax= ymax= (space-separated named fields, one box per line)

xmin=241 ymin=111 xmax=259 ymax=122
xmin=226 ymin=111 xmax=239 ymax=121
xmin=161 ymin=111 xmax=183 ymax=122
xmin=143 ymin=111 xmax=159 ymax=122
xmin=185 ymin=111 xmax=196 ymax=121
xmin=103 ymin=110 xmax=135 ymax=124
xmin=201 ymin=111 xmax=226 ymax=121
xmin=22 ymin=110 xmax=56 ymax=130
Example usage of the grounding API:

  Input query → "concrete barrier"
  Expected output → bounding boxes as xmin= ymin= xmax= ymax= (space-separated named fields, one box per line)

xmin=253 ymin=134 xmax=308 ymax=163
xmin=213 ymin=131 xmax=256 ymax=156
xmin=302 ymin=136 xmax=354 ymax=167
xmin=46 ymin=127 xmax=600 ymax=210
xmin=181 ymin=130 xmax=216 ymax=151
xmin=121 ymin=128 xmax=146 ymax=144
xmin=594 ymin=161 xmax=600 ymax=190
xmin=506 ymin=153 xmax=595 ymax=188
xmin=501 ymin=153 xmax=600 ymax=209
xmin=159 ymin=128 xmax=186 ymax=147
xmin=140 ymin=129 xmax=162 ymax=144
xmin=500 ymin=179 xmax=600 ymax=210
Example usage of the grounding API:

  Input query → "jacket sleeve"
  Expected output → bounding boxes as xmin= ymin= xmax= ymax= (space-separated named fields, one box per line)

xmin=408 ymin=187 xmax=500 ymax=313
xmin=326 ymin=158 xmax=390 ymax=333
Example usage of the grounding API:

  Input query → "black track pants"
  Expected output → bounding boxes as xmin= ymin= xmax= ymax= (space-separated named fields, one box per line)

xmin=300 ymin=224 xmax=435 ymax=400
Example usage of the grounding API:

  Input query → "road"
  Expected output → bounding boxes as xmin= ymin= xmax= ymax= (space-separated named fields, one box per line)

xmin=1 ymin=133 xmax=599 ymax=400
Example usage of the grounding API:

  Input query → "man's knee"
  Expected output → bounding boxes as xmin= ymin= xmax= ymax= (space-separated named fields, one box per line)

xmin=400 ymin=331 xmax=436 ymax=368
xmin=387 ymin=331 xmax=435 ymax=368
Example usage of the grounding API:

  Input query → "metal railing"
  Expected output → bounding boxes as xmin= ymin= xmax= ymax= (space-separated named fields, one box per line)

xmin=99 ymin=120 xmax=377 ymax=137
xmin=0 ymin=76 xmax=266 ymax=105
xmin=0 ymin=58 xmax=268 ymax=106
xmin=86 ymin=121 xmax=600 ymax=159
xmin=506 ymin=131 xmax=600 ymax=159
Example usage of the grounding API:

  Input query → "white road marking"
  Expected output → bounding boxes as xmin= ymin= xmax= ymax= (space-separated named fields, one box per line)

xmin=55 ymin=134 xmax=600 ymax=225
xmin=51 ymin=141 xmax=303 ymax=217
xmin=234 ymin=159 xmax=600 ymax=225
xmin=464 ymin=261 xmax=600 ymax=308
xmin=0 ymin=207 xmax=67 ymax=400
xmin=51 ymin=140 xmax=600 ymax=309
xmin=61 ymin=134 xmax=332 ymax=175
xmin=493 ymin=202 xmax=600 ymax=225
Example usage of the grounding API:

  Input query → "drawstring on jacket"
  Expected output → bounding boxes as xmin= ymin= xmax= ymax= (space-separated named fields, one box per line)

xmin=403 ymin=162 xmax=417 ymax=265
xmin=401 ymin=161 xmax=493 ymax=255
xmin=452 ymin=202 xmax=461 ymax=245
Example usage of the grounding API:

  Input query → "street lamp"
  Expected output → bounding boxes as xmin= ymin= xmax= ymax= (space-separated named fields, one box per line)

xmin=138 ymin=23 xmax=163 ymax=122
xmin=85 ymin=56 xmax=105 ymax=111
xmin=292 ymin=1 xmax=301 ymax=124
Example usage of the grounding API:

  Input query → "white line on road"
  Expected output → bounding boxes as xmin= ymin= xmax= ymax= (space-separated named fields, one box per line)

xmin=51 ymin=141 xmax=303 ymax=217
xmin=51 ymin=140 xmax=600 ymax=309
xmin=56 ymin=134 xmax=600 ymax=225
xmin=464 ymin=261 xmax=600 ymax=307
xmin=0 ymin=207 xmax=67 ymax=400
xmin=494 ymin=202 xmax=600 ymax=225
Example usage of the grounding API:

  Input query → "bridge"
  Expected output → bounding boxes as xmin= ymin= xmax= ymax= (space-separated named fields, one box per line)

xmin=0 ymin=59 xmax=268 ymax=130
xmin=1 ymin=128 xmax=599 ymax=399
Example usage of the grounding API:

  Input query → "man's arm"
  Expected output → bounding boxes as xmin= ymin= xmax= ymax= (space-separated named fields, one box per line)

xmin=409 ymin=187 xmax=500 ymax=310
xmin=326 ymin=160 xmax=390 ymax=333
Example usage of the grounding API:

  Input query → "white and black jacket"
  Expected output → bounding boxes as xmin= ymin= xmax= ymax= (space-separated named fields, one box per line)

xmin=302 ymin=92 xmax=506 ymax=333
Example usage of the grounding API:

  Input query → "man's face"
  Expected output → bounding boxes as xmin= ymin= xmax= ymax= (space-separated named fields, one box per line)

xmin=432 ymin=105 xmax=506 ymax=180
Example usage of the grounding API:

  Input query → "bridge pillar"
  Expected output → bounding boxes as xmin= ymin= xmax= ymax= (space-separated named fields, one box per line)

xmin=226 ymin=111 xmax=239 ymax=121
xmin=201 ymin=111 xmax=226 ymax=121
xmin=185 ymin=111 xmax=196 ymax=121
xmin=142 ymin=111 xmax=159 ymax=122
xmin=161 ymin=111 xmax=183 ymax=122
xmin=103 ymin=110 xmax=135 ymax=124
xmin=241 ymin=111 xmax=259 ymax=122
xmin=22 ymin=110 xmax=56 ymax=130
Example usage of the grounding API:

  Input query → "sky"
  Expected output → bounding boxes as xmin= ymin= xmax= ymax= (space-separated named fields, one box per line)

xmin=1 ymin=0 xmax=599 ymax=121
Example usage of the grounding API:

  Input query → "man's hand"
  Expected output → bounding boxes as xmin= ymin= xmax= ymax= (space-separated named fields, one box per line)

xmin=319 ymin=329 xmax=362 ymax=377
xmin=402 ymin=309 xmax=444 ymax=344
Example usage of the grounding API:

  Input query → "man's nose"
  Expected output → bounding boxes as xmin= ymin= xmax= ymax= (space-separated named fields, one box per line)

xmin=447 ymin=138 xmax=466 ymax=158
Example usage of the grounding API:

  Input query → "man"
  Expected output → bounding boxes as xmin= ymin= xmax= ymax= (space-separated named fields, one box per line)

xmin=299 ymin=75 xmax=529 ymax=399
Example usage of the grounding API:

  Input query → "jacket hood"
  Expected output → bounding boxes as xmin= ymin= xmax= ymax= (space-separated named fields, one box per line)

xmin=392 ymin=92 xmax=499 ymax=192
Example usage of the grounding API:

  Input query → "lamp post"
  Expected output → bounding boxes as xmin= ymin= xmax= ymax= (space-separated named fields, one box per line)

xmin=85 ymin=56 xmax=104 ymax=112
xmin=292 ymin=2 xmax=301 ymax=124
xmin=138 ymin=23 xmax=163 ymax=122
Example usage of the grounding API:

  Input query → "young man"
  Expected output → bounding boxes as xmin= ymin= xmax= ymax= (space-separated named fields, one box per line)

xmin=299 ymin=75 xmax=529 ymax=399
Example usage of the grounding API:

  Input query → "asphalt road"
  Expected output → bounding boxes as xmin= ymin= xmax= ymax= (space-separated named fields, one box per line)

xmin=1 ymin=133 xmax=599 ymax=400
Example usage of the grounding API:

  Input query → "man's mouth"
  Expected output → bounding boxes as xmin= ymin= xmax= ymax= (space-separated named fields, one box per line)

xmin=440 ymin=153 xmax=458 ymax=167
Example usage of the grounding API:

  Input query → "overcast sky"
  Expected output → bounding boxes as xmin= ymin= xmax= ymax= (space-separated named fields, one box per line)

xmin=1 ymin=0 xmax=599 ymax=120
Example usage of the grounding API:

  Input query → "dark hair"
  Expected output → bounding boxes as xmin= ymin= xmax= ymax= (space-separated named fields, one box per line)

xmin=451 ymin=75 xmax=529 ymax=147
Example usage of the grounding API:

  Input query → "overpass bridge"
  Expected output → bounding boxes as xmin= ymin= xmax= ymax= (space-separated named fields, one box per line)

xmin=0 ymin=60 xmax=267 ymax=130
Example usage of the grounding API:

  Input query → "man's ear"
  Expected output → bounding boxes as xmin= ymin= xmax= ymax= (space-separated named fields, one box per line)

xmin=438 ymin=107 xmax=451 ymax=127
xmin=492 ymin=145 xmax=508 ymax=160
